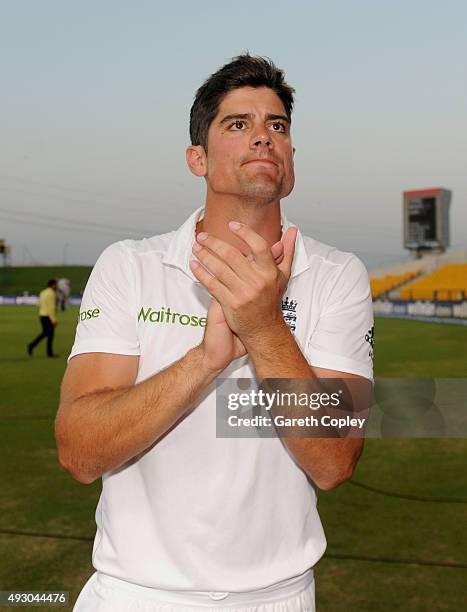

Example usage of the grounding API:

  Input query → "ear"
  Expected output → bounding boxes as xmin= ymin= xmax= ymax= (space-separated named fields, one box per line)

xmin=186 ymin=145 xmax=207 ymax=177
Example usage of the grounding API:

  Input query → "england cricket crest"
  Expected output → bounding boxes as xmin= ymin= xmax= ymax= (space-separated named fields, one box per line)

xmin=281 ymin=296 xmax=298 ymax=332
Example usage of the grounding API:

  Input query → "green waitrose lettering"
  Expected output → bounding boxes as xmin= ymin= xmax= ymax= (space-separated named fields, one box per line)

xmin=138 ymin=306 xmax=206 ymax=327
xmin=78 ymin=308 xmax=100 ymax=321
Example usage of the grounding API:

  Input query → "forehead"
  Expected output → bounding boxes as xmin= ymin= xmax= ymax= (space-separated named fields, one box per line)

xmin=215 ymin=86 xmax=286 ymax=119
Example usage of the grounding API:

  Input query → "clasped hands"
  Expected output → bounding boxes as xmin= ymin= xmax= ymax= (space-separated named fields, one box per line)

xmin=189 ymin=221 xmax=297 ymax=372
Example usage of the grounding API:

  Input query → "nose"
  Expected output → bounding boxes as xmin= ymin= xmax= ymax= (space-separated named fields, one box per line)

xmin=250 ymin=127 xmax=273 ymax=150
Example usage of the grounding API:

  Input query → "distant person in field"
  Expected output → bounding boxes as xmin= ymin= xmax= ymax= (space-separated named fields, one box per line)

xmin=27 ymin=279 xmax=58 ymax=358
xmin=57 ymin=277 xmax=71 ymax=311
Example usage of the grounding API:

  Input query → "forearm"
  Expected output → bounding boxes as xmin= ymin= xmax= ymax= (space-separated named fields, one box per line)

xmin=243 ymin=322 xmax=311 ymax=379
xmin=245 ymin=323 xmax=364 ymax=490
xmin=56 ymin=346 xmax=218 ymax=483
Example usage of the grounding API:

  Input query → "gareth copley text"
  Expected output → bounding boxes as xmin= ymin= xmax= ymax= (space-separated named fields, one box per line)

xmin=227 ymin=389 xmax=366 ymax=429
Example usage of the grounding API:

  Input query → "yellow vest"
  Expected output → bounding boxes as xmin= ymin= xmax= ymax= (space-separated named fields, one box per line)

xmin=38 ymin=287 xmax=57 ymax=323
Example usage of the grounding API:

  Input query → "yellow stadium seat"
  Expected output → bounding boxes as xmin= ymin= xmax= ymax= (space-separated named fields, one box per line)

xmin=371 ymin=270 xmax=422 ymax=299
xmin=398 ymin=264 xmax=467 ymax=301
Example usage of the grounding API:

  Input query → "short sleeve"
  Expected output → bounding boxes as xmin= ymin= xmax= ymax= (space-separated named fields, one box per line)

xmin=68 ymin=241 xmax=140 ymax=362
xmin=305 ymin=255 xmax=374 ymax=380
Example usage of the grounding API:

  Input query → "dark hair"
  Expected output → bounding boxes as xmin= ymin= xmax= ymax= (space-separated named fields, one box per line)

xmin=48 ymin=279 xmax=57 ymax=287
xmin=190 ymin=53 xmax=295 ymax=150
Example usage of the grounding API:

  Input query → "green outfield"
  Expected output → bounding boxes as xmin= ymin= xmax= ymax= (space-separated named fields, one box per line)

xmin=0 ymin=307 xmax=466 ymax=611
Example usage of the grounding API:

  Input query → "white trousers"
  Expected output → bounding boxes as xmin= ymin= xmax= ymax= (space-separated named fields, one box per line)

xmin=73 ymin=569 xmax=315 ymax=611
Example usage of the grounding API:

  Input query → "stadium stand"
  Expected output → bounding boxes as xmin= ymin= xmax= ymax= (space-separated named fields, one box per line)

xmin=370 ymin=248 xmax=467 ymax=321
xmin=399 ymin=263 xmax=467 ymax=301
xmin=370 ymin=271 xmax=421 ymax=299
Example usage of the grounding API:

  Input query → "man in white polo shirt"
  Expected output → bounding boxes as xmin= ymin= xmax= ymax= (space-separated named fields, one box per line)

xmin=56 ymin=54 xmax=373 ymax=611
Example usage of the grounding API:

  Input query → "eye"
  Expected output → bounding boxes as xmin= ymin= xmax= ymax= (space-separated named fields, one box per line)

xmin=271 ymin=122 xmax=286 ymax=133
xmin=229 ymin=120 xmax=247 ymax=130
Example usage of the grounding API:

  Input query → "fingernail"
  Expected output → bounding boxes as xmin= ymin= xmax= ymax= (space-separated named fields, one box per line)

xmin=192 ymin=242 xmax=202 ymax=252
xmin=190 ymin=260 xmax=200 ymax=269
xmin=198 ymin=232 xmax=208 ymax=241
xmin=229 ymin=221 xmax=241 ymax=230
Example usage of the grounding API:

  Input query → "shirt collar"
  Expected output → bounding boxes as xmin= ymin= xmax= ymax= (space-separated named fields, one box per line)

xmin=163 ymin=206 xmax=310 ymax=281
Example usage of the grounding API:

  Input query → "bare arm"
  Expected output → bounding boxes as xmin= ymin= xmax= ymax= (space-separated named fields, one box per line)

xmin=55 ymin=297 xmax=247 ymax=484
xmin=244 ymin=323 xmax=369 ymax=490
xmin=55 ymin=346 xmax=219 ymax=484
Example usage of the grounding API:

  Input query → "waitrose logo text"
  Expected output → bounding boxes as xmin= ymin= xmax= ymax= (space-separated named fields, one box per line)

xmin=138 ymin=306 xmax=207 ymax=327
xmin=79 ymin=308 xmax=100 ymax=321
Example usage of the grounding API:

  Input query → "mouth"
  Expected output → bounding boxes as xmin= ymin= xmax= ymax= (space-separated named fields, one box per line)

xmin=242 ymin=158 xmax=278 ymax=167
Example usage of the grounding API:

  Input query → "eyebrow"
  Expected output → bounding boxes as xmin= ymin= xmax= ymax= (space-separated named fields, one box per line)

xmin=219 ymin=112 xmax=290 ymax=125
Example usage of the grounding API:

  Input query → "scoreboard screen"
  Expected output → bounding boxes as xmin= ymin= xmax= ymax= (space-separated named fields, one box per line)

xmin=407 ymin=197 xmax=436 ymax=241
xmin=403 ymin=188 xmax=451 ymax=252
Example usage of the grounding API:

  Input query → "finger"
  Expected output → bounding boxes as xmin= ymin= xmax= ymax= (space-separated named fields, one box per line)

xmin=246 ymin=244 xmax=281 ymax=264
xmin=196 ymin=231 xmax=258 ymax=283
xmin=228 ymin=222 xmax=273 ymax=267
xmin=189 ymin=260 xmax=234 ymax=305
xmin=192 ymin=242 xmax=247 ymax=292
xmin=277 ymin=227 xmax=297 ymax=279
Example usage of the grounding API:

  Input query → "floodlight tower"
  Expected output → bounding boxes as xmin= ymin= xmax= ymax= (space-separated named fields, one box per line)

xmin=0 ymin=239 xmax=11 ymax=266
xmin=0 ymin=239 xmax=12 ymax=287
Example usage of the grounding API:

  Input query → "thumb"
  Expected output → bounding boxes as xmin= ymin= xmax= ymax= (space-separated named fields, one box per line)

xmin=271 ymin=240 xmax=284 ymax=264
xmin=277 ymin=227 xmax=297 ymax=279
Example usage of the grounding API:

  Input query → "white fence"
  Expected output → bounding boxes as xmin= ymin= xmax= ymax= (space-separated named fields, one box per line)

xmin=373 ymin=299 xmax=467 ymax=321
xmin=0 ymin=295 xmax=82 ymax=306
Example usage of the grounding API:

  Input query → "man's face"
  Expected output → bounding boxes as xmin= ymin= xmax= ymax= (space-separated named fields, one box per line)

xmin=203 ymin=86 xmax=295 ymax=203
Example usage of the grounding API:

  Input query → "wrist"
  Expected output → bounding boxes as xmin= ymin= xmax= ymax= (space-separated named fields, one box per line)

xmin=241 ymin=319 xmax=290 ymax=355
xmin=187 ymin=344 xmax=224 ymax=380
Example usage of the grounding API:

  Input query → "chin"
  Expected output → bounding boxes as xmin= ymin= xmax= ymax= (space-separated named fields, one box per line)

xmin=238 ymin=178 xmax=283 ymax=202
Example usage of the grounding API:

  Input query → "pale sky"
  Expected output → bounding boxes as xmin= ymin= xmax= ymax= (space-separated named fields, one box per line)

xmin=1 ymin=0 xmax=466 ymax=270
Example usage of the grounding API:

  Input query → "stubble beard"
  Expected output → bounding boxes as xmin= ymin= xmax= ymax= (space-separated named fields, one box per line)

xmin=236 ymin=171 xmax=284 ymax=205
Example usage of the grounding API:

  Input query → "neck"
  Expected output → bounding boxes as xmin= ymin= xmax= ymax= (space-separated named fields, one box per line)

xmin=196 ymin=192 xmax=282 ymax=256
